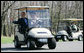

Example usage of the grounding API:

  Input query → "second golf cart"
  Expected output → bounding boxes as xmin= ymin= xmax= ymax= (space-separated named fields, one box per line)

xmin=55 ymin=18 xmax=83 ymax=41
xmin=13 ymin=6 xmax=56 ymax=49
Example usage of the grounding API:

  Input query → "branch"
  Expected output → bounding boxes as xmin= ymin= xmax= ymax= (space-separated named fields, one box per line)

xmin=1 ymin=1 xmax=16 ymax=18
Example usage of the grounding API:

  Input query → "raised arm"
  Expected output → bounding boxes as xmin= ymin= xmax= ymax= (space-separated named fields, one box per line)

xmin=12 ymin=20 xmax=19 ymax=24
xmin=10 ymin=17 xmax=20 ymax=24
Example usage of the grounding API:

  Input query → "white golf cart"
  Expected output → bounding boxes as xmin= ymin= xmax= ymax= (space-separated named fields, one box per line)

xmin=55 ymin=18 xmax=83 ymax=41
xmin=13 ymin=6 xmax=56 ymax=49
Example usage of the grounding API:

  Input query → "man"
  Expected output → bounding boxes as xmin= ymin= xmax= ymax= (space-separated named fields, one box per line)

xmin=71 ymin=22 xmax=79 ymax=32
xmin=65 ymin=22 xmax=72 ymax=37
xmin=11 ymin=12 xmax=29 ymax=34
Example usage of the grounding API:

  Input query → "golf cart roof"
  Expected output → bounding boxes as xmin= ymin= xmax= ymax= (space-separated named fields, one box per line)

xmin=60 ymin=18 xmax=83 ymax=21
xmin=14 ymin=6 xmax=49 ymax=11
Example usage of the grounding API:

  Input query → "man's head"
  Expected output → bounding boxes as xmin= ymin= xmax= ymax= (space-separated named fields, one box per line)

xmin=66 ymin=21 xmax=70 ymax=26
xmin=21 ymin=12 xmax=26 ymax=18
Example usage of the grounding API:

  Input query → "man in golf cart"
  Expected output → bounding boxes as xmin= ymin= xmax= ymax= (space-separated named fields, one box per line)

xmin=11 ymin=12 xmax=29 ymax=34
xmin=65 ymin=21 xmax=79 ymax=37
xmin=65 ymin=22 xmax=72 ymax=37
xmin=71 ymin=22 xmax=79 ymax=32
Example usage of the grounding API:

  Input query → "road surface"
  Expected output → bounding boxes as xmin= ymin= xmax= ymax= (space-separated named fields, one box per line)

xmin=1 ymin=41 xmax=83 ymax=52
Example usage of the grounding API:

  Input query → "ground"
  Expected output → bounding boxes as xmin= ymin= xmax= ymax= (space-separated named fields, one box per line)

xmin=1 ymin=41 xmax=83 ymax=52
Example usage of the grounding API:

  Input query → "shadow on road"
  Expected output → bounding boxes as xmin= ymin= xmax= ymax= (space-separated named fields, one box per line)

xmin=1 ymin=47 xmax=50 ymax=51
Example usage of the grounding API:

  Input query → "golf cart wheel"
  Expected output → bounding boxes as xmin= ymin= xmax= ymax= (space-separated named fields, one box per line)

xmin=78 ymin=35 xmax=83 ymax=41
xmin=55 ymin=36 xmax=59 ymax=42
xmin=56 ymin=38 xmax=59 ymax=42
xmin=62 ymin=35 xmax=67 ymax=41
xmin=48 ymin=38 xmax=56 ymax=49
xmin=14 ymin=37 xmax=21 ymax=48
xmin=27 ymin=40 xmax=35 ymax=49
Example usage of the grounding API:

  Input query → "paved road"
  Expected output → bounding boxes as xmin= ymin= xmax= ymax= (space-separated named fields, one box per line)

xmin=1 ymin=41 xmax=83 ymax=52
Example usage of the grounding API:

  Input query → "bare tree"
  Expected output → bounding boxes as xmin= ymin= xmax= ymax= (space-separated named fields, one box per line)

xmin=1 ymin=1 xmax=83 ymax=36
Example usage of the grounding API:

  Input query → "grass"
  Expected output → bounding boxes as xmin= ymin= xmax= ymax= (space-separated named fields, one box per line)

xmin=1 ymin=36 xmax=14 ymax=44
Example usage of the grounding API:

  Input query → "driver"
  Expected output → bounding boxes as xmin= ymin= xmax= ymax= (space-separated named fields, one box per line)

xmin=65 ymin=22 xmax=72 ymax=37
xmin=11 ymin=12 xmax=29 ymax=34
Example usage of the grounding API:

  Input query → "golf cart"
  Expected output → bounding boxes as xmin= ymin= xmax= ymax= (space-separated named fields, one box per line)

xmin=13 ymin=6 xmax=56 ymax=49
xmin=55 ymin=18 xmax=83 ymax=41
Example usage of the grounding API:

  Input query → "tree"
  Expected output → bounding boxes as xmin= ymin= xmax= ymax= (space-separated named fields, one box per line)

xmin=1 ymin=1 xmax=83 ymax=36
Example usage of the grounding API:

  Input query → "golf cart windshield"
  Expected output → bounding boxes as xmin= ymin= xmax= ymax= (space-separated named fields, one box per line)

xmin=27 ymin=9 xmax=51 ymax=28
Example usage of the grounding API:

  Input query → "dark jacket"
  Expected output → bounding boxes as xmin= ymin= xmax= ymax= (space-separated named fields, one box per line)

xmin=65 ymin=26 xmax=72 ymax=36
xmin=13 ymin=18 xmax=28 ymax=27
xmin=13 ymin=18 xmax=28 ymax=33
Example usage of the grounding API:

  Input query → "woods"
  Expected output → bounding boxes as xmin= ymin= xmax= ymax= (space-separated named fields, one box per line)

xmin=1 ymin=1 xmax=83 ymax=37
